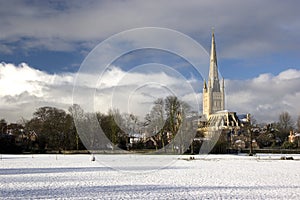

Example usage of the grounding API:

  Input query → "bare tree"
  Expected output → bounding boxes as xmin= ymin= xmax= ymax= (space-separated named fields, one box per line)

xmin=144 ymin=98 xmax=165 ymax=135
xmin=277 ymin=111 xmax=294 ymax=141
xmin=165 ymin=96 xmax=181 ymax=134
xmin=68 ymin=104 xmax=85 ymax=150
xmin=278 ymin=111 xmax=294 ymax=131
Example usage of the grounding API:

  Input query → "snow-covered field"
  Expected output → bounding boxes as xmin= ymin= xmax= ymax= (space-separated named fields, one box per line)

xmin=1 ymin=154 xmax=300 ymax=199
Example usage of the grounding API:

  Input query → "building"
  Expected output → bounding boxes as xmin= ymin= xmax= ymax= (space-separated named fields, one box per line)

xmin=201 ymin=31 xmax=242 ymax=129
xmin=203 ymin=30 xmax=225 ymax=119
xmin=196 ymin=31 xmax=259 ymax=154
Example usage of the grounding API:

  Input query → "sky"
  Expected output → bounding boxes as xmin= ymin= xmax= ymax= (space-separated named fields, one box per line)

xmin=1 ymin=0 xmax=300 ymax=123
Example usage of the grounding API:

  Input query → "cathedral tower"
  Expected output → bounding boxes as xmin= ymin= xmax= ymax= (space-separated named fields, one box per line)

xmin=203 ymin=30 xmax=225 ymax=118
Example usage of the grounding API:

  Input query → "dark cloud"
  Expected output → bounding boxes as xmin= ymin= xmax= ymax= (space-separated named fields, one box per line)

xmin=0 ymin=1 xmax=299 ymax=58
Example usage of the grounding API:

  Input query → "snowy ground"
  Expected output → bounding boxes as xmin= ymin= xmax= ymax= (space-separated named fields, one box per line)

xmin=1 ymin=154 xmax=300 ymax=199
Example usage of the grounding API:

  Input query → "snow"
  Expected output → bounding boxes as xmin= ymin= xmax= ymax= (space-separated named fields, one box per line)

xmin=1 ymin=154 xmax=300 ymax=199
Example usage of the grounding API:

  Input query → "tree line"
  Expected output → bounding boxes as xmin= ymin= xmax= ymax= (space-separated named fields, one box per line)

xmin=1 ymin=98 xmax=300 ymax=153
xmin=0 ymin=96 xmax=197 ymax=153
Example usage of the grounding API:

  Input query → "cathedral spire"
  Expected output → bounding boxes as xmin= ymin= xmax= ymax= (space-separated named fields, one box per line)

xmin=203 ymin=30 xmax=225 ymax=117
xmin=208 ymin=29 xmax=220 ymax=91
xmin=210 ymin=28 xmax=217 ymax=65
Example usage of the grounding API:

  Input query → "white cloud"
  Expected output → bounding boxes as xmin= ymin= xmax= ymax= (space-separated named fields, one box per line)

xmin=0 ymin=63 xmax=48 ymax=97
xmin=226 ymin=69 xmax=300 ymax=123
xmin=1 ymin=62 xmax=300 ymax=124
xmin=0 ymin=63 xmax=201 ymax=122
xmin=0 ymin=63 xmax=76 ymax=121
xmin=275 ymin=69 xmax=300 ymax=81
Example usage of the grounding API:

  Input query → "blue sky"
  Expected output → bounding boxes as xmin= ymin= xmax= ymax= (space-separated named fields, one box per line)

xmin=1 ymin=0 xmax=300 ymax=123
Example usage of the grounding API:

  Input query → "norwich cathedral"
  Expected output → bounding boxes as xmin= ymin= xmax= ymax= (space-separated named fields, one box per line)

xmin=199 ymin=31 xmax=246 ymax=134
